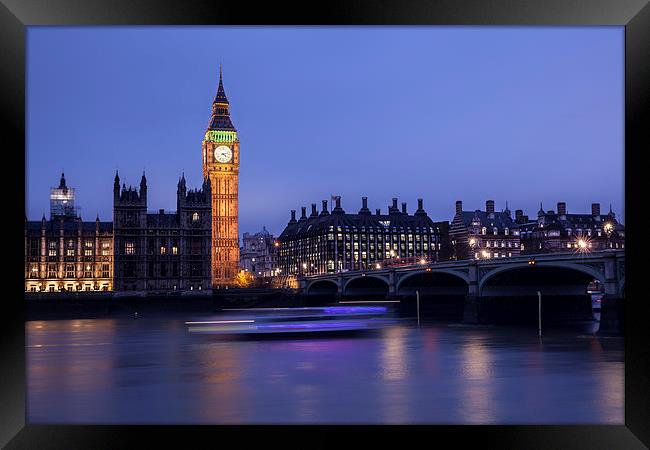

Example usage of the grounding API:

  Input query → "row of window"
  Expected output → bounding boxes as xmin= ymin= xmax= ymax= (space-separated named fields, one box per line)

xmin=28 ymin=263 xmax=111 ymax=279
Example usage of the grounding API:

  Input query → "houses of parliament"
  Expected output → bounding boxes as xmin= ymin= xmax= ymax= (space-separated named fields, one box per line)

xmin=24 ymin=71 xmax=626 ymax=294
xmin=25 ymin=70 xmax=240 ymax=293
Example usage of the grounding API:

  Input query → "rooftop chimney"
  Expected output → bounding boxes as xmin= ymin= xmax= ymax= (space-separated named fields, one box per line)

xmin=389 ymin=198 xmax=399 ymax=214
xmin=332 ymin=196 xmax=344 ymax=214
xmin=300 ymin=206 xmax=307 ymax=220
xmin=359 ymin=196 xmax=371 ymax=215
xmin=401 ymin=202 xmax=407 ymax=214
xmin=310 ymin=203 xmax=318 ymax=217
xmin=486 ymin=200 xmax=495 ymax=215
xmin=557 ymin=202 xmax=567 ymax=216
xmin=515 ymin=209 xmax=523 ymax=223
xmin=415 ymin=198 xmax=426 ymax=216
xmin=455 ymin=200 xmax=463 ymax=215
xmin=320 ymin=200 xmax=329 ymax=215
xmin=376 ymin=208 xmax=381 ymax=216
xmin=592 ymin=203 xmax=601 ymax=216
xmin=289 ymin=210 xmax=296 ymax=223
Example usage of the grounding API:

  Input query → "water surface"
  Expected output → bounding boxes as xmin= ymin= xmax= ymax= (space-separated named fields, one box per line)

xmin=26 ymin=315 xmax=623 ymax=424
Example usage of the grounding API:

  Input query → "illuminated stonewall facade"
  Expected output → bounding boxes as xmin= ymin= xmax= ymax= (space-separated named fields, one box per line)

xmin=25 ymin=174 xmax=114 ymax=292
xmin=278 ymin=197 xmax=451 ymax=276
xmin=449 ymin=200 xmax=521 ymax=261
xmin=112 ymin=172 xmax=212 ymax=292
xmin=518 ymin=202 xmax=625 ymax=254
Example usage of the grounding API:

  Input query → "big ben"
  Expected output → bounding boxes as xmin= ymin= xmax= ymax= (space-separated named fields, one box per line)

xmin=202 ymin=67 xmax=240 ymax=287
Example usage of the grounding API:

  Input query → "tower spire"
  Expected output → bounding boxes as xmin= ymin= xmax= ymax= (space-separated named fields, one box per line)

xmin=214 ymin=65 xmax=229 ymax=105
xmin=208 ymin=65 xmax=236 ymax=131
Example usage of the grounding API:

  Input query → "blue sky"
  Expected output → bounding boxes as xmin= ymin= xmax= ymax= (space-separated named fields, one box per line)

xmin=26 ymin=26 xmax=624 ymax=235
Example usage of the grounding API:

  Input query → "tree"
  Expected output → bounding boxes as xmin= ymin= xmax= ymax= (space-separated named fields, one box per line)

xmin=234 ymin=270 xmax=254 ymax=288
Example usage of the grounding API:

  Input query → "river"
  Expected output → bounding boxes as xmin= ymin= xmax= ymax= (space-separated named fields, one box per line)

xmin=26 ymin=313 xmax=623 ymax=424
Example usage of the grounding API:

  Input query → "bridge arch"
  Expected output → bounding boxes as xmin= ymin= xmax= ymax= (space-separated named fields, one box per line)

xmin=305 ymin=279 xmax=339 ymax=296
xmin=396 ymin=269 xmax=469 ymax=294
xmin=478 ymin=262 xmax=605 ymax=296
xmin=342 ymin=275 xmax=390 ymax=298
xmin=396 ymin=270 xmax=469 ymax=320
xmin=478 ymin=262 xmax=602 ymax=325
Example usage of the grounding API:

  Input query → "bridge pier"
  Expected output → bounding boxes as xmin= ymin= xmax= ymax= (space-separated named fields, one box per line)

xmin=599 ymin=295 xmax=624 ymax=335
xmin=463 ymin=295 xmax=488 ymax=324
xmin=598 ymin=251 xmax=623 ymax=335
xmin=463 ymin=262 xmax=487 ymax=323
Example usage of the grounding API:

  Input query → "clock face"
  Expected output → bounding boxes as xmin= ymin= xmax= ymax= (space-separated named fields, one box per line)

xmin=214 ymin=145 xmax=232 ymax=163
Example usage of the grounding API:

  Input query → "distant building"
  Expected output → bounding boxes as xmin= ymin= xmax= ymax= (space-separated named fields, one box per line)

xmin=25 ymin=174 xmax=113 ymax=292
xmin=50 ymin=172 xmax=76 ymax=219
xmin=112 ymin=172 xmax=212 ymax=292
xmin=449 ymin=200 xmax=521 ymax=260
xmin=278 ymin=196 xmax=450 ymax=276
xmin=519 ymin=202 xmax=625 ymax=254
xmin=240 ymin=226 xmax=278 ymax=277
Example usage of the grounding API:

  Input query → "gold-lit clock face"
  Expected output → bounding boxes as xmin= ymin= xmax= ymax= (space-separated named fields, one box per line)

xmin=214 ymin=145 xmax=232 ymax=163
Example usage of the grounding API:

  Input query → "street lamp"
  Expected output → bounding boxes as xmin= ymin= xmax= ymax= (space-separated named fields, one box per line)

xmin=604 ymin=222 xmax=613 ymax=249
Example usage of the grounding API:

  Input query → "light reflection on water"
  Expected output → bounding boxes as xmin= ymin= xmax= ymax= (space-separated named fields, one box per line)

xmin=26 ymin=317 xmax=623 ymax=424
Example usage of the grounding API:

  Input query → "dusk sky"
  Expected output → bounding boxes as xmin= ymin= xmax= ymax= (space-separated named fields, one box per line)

xmin=26 ymin=26 xmax=624 ymax=235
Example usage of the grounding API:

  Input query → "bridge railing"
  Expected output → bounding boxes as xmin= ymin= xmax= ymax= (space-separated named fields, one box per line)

xmin=301 ymin=249 xmax=624 ymax=281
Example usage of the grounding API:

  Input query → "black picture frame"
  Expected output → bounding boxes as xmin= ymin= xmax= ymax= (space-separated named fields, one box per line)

xmin=2 ymin=0 xmax=648 ymax=448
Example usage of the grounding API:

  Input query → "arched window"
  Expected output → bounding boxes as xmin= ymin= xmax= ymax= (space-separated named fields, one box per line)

xmin=192 ymin=212 xmax=199 ymax=222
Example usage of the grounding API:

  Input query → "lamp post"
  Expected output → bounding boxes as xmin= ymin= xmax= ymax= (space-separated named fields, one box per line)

xmin=604 ymin=222 xmax=613 ymax=250
xmin=469 ymin=237 xmax=477 ymax=260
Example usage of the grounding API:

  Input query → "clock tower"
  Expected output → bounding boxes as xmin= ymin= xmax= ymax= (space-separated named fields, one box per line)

xmin=202 ymin=67 xmax=240 ymax=287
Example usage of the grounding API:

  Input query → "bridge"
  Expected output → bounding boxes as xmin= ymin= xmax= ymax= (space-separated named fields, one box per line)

xmin=299 ymin=250 xmax=625 ymax=333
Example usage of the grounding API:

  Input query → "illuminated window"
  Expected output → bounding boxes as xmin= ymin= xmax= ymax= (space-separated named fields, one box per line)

xmin=66 ymin=249 xmax=75 ymax=256
xmin=172 ymin=246 xmax=178 ymax=255
xmin=66 ymin=265 xmax=75 ymax=278
xmin=125 ymin=242 xmax=135 ymax=255
xmin=101 ymin=242 xmax=111 ymax=256
xmin=84 ymin=265 xmax=93 ymax=277
xmin=192 ymin=212 xmax=199 ymax=222
xmin=85 ymin=241 xmax=93 ymax=248
xmin=102 ymin=264 xmax=110 ymax=278
xmin=85 ymin=249 xmax=93 ymax=256
xmin=160 ymin=246 xmax=166 ymax=255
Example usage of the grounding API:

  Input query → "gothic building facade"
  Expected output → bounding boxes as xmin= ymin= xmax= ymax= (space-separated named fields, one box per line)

xmin=278 ymin=196 xmax=450 ymax=276
xmin=112 ymin=172 xmax=212 ymax=292
xmin=25 ymin=174 xmax=114 ymax=292
xmin=449 ymin=200 xmax=521 ymax=260
xmin=519 ymin=202 xmax=625 ymax=254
